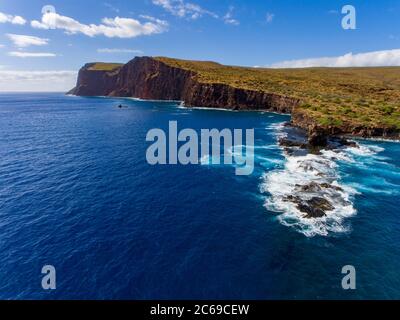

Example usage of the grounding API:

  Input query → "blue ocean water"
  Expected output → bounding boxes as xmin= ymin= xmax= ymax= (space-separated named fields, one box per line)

xmin=0 ymin=93 xmax=399 ymax=299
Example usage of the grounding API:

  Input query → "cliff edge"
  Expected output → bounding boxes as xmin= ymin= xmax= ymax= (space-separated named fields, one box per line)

xmin=69 ymin=56 xmax=400 ymax=143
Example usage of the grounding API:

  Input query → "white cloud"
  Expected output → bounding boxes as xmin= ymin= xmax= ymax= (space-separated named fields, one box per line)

xmin=31 ymin=11 xmax=168 ymax=38
xmin=266 ymin=12 xmax=274 ymax=23
xmin=152 ymin=0 xmax=218 ymax=19
xmin=12 ymin=16 xmax=26 ymax=25
xmin=223 ymin=7 xmax=239 ymax=25
xmin=0 ymin=11 xmax=26 ymax=25
xmin=0 ymin=70 xmax=77 ymax=92
xmin=7 ymin=34 xmax=49 ymax=48
xmin=8 ymin=52 xmax=57 ymax=58
xmin=268 ymin=49 xmax=400 ymax=68
xmin=97 ymin=48 xmax=143 ymax=54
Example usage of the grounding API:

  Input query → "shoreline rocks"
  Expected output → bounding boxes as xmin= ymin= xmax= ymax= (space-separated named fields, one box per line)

xmin=277 ymin=124 xmax=355 ymax=220
xmin=283 ymin=194 xmax=335 ymax=219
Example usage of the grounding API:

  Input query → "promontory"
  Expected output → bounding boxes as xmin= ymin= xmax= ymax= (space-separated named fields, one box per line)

xmin=69 ymin=56 xmax=400 ymax=144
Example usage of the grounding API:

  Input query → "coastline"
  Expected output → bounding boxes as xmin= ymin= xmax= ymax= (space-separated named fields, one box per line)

xmin=68 ymin=56 xmax=400 ymax=144
xmin=65 ymin=92 xmax=396 ymax=229
xmin=67 ymin=93 xmax=400 ymax=144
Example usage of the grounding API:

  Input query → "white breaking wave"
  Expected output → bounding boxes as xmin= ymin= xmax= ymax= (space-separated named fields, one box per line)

xmin=266 ymin=122 xmax=288 ymax=140
xmin=261 ymin=152 xmax=358 ymax=237
xmin=260 ymin=124 xmax=385 ymax=237
xmin=346 ymin=144 xmax=384 ymax=156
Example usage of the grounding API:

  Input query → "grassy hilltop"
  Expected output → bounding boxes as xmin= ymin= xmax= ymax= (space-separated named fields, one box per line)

xmin=87 ymin=63 xmax=123 ymax=71
xmin=155 ymin=57 xmax=400 ymax=131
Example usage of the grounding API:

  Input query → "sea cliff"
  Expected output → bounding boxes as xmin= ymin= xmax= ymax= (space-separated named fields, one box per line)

xmin=69 ymin=56 xmax=400 ymax=144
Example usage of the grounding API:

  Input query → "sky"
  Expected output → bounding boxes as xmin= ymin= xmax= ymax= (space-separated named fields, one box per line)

xmin=0 ymin=0 xmax=400 ymax=91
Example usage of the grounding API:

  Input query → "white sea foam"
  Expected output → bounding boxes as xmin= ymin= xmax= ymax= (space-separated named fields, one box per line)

xmin=260 ymin=124 xmax=387 ymax=237
xmin=350 ymin=136 xmax=400 ymax=143
xmin=346 ymin=144 xmax=384 ymax=156
xmin=261 ymin=151 xmax=358 ymax=237
xmin=186 ymin=106 xmax=238 ymax=112
xmin=266 ymin=122 xmax=288 ymax=140
xmin=125 ymin=97 xmax=182 ymax=103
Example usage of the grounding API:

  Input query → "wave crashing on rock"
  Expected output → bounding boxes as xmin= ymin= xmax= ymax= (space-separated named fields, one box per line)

xmin=260 ymin=124 xmax=384 ymax=237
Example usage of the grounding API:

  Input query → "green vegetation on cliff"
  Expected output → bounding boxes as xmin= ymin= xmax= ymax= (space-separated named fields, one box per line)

xmin=88 ymin=63 xmax=123 ymax=71
xmin=156 ymin=57 xmax=400 ymax=131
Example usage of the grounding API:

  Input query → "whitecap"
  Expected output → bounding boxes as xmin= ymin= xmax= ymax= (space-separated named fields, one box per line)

xmin=260 ymin=151 xmax=358 ymax=237
xmin=259 ymin=124 xmax=367 ymax=237
xmin=346 ymin=144 xmax=384 ymax=157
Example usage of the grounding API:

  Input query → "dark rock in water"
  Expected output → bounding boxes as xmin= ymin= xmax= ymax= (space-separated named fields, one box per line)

xmin=297 ymin=203 xmax=326 ymax=218
xmin=297 ymin=182 xmax=344 ymax=193
xmin=279 ymin=138 xmax=307 ymax=149
xmin=283 ymin=195 xmax=302 ymax=204
xmin=346 ymin=141 xmax=358 ymax=148
xmin=285 ymin=148 xmax=295 ymax=156
xmin=309 ymin=197 xmax=334 ymax=211
xmin=308 ymin=128 xmax=328 ymax=147
xmin=278 ymin=125 xmax=350 ymax=153
xmin=296 ymin=197 xmax=334 ymax=219
xmin=319 ymin=182 xmax=343 ymax=191
xmin=333 ymin=137 xmax=358 ymax=148
xmin=327 ymin=136 xmax=359 ymax=151
xmin=298 ymin=182 xmax=322 ymax=192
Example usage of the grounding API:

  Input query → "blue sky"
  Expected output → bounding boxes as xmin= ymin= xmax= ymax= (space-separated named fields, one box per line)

xmin=1 ymin=0 xmax=400 ymax=91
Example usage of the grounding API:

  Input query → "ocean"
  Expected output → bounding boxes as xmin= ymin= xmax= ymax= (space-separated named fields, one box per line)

xmin=0 ymin=93 xmax=399 ymax=299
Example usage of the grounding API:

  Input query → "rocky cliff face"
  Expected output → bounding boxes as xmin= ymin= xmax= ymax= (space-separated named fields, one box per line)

xmin=69 ymin=57 xmax=300 ymax=114
xmin=69 ymin=56 xmax=399 ymax=143
xmin=291 ymin=108 xmax=400 ymax=142
xmin=68 ymin=63 xmax=121 ymax=96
